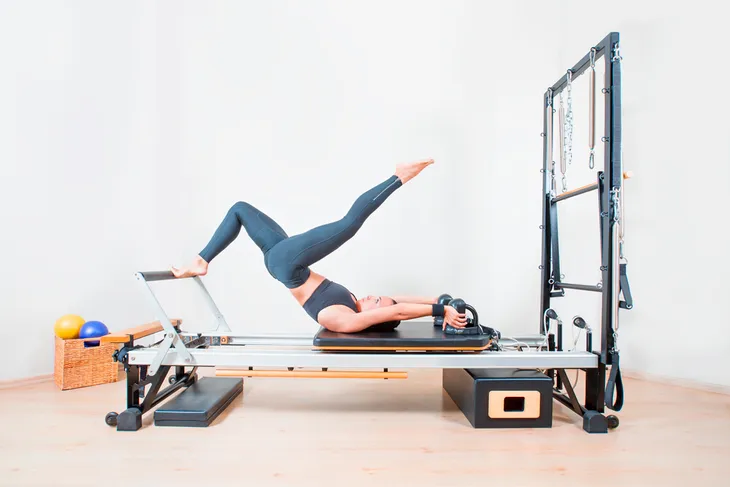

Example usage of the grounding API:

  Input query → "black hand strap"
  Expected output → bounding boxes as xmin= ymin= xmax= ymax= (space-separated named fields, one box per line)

xmin=618 ymin=263 xmax=633 ymax=310
xmin=605 ymin=350 xmax=624 ymax=411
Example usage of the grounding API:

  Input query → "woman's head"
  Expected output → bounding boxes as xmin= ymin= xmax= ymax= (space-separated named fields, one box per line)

xmin=356 ymin=295 xmax=400 ymax=332
xmin=356 ymin=295 xmax=396 ymax=312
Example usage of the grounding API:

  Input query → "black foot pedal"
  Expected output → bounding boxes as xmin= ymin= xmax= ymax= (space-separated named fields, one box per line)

xmin=154 ymin=377 xmax=243 ymax=427
xmin=117 ymin=408 xmax=142 ymax=431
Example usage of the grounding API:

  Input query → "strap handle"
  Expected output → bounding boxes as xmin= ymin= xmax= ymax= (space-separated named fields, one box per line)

xmin=618 ymin=263 xmax=633 ymax=310
xmin=605 ymin=350 xmax=624 ymax=411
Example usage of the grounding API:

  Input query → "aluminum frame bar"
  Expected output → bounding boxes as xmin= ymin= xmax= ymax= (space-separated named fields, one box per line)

xmin=180 ymin=332 xmax=314 ymax=346
xmin=192 ymin=276 xmax=232 ymax=332
xmin=127 ymin=348 xmax=598 ymax=369
xmin=177 ymin=332 xmax=551 ymax=349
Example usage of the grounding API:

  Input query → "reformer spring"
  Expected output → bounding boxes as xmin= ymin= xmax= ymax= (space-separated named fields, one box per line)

xmin=547 ymin=88 xmax=556 ymax=195
xmin=589 ymin=48 xmax=596 ymax=170
xmin=559 ymin=70 xmax=573 ymax=192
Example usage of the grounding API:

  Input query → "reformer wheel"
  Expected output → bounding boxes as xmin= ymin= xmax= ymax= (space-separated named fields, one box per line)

xmin=607 ymin=415 xmax=619 ymax=429
xmin=105 ymin=411 xmax=118 ymax=427
xmin=169 ymin=372 xmax=197 ymax=385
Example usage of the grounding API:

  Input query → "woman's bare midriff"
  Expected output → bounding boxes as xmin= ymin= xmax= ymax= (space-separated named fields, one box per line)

xmin=288 ymin=271 xmax=327 ymax=306
xmin=288 ymin=270 xmax=358 ymax=311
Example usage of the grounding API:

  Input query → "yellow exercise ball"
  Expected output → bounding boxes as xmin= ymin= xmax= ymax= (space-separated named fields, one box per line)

xmin=54 ymin=314 xmax=85 ymax=339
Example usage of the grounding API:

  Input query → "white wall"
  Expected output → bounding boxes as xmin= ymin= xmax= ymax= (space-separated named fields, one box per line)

xmin=1 ymin=1 xmax=727 ymax=388
xmin=0 ymin=0 xmax=462 ymax=381
xmin=458 ymin=1 xmax=730 ymax=390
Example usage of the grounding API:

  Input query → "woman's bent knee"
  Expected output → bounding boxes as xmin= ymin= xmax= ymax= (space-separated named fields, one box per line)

xmin=230 ymin=201 xmax=250 ymax=213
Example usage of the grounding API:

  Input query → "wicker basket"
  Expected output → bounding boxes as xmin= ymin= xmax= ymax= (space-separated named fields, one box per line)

xmin=54 ymin=335 xmax=122 ymax=390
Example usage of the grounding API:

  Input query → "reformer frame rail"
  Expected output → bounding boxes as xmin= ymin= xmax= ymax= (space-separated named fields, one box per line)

xmin=127 ymin=347 xmax=598 ymax=370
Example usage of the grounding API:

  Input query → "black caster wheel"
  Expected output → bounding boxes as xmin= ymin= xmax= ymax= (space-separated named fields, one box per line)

xmin=607 ymin=415 xmax=619 ymax=429
xmin=105 ymin=412 xmax=118 ymax=427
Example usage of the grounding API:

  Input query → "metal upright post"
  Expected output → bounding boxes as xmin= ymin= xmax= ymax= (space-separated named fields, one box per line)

xmin=599 ymin=32 xmax=622 ymax=366
xmin=539 ymin=90 xmax=554 ymax=334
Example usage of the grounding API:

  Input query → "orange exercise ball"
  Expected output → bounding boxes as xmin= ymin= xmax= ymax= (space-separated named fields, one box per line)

xmin=54 ymin=314 xmax=85 ymax=339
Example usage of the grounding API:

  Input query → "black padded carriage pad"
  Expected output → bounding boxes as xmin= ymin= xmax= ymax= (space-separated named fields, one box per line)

xmin=154 ymin=377 xmax=243 ymax=427
xmin=313 ymin=321 xmax=493 ymax=350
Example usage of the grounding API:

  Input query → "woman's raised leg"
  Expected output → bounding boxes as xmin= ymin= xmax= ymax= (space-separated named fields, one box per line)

xmin=171 ymin=201 xmax=288 ymax=278
xmin=265 ymin=159 xmax=433 ymax=286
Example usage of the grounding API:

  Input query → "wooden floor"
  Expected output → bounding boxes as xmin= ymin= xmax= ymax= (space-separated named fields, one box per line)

xmin=1 ymin=369 xmax=729 ymax=487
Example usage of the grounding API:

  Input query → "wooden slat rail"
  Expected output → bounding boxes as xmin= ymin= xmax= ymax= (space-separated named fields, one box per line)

xmin=216 ymin=368 xmax=408 ymax=379
xmin=100 ymin=319 xmax=182 ymax=344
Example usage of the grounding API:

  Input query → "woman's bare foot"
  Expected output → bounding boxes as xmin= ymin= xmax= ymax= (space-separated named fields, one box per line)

xmin=395 ymin=158 xmax=434 ymax=184
xmin=171 ymin=255 xmax=209 ymax=278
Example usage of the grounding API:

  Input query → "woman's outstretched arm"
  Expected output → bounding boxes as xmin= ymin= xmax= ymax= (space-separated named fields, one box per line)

xmin=391 ymin=296 xmax=437 ymax=305
xmin=319 ymin=302 xmax=466 ymax=333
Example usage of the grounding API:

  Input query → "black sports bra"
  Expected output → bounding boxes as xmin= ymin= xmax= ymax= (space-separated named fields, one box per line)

xmin=302 ymin=279 xmax=358 ymax=322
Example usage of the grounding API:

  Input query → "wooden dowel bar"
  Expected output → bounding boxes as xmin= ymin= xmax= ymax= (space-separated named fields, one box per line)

xmin=216 ymin=368 xmax=408 ymax=379
xmin=554 ymin=282 xmax=602 ymax=293
xmin=552 ymin=171 xmax=632 ymax=203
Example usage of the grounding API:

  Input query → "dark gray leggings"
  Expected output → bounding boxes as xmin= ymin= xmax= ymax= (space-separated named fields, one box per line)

xmin=198 ymin=175 xmax=402 ymax=288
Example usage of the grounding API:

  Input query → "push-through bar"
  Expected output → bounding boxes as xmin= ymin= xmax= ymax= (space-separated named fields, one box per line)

xmin=552 ymin=171 xmax=632 ymax=204
xmin=554 ymin=282 xmax=602 ymax=293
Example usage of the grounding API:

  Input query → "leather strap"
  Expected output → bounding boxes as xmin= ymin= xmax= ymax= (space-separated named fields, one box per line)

xmin=605 ymin=350 xmax=624 ymax=411
xmin=618 ymin=263 xmax=633 ymax=310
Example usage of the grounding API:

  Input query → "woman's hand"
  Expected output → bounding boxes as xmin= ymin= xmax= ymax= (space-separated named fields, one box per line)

xmin=443 ymin=305 xmax=467 ymax=330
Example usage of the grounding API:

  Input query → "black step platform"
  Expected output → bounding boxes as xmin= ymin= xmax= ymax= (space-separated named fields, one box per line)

xmin=313 ymin=321 xmax=494 ymax=350
xmin=154 ymin=377 xmax=243 ymax=427
xmin=443 ymin=368 xmax=553 ymax=429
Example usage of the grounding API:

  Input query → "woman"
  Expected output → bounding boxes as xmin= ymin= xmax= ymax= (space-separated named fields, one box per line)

xmin=171 ymin=159 xmax=467 ymax=333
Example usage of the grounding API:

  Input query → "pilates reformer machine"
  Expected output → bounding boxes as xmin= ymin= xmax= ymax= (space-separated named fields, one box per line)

xmin=102 ymin=32 xmax=631 ymax=434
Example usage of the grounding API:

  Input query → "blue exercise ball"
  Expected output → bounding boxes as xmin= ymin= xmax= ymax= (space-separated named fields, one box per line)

xmin=79 ymin=320 xmax=109 ymax=347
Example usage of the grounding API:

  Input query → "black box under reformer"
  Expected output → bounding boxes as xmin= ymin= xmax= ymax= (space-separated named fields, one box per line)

xmin=153 ymin=377 xmax=243 ymax=427
xmin=443 ymin=368 xmax=553 ymax=429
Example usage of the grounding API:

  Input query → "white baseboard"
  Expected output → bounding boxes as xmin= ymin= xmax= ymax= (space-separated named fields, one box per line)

xmin=0 ymin=374 xmax=53 ymax=390
xmin=622 ymin=368 xmax=730 ymax=396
